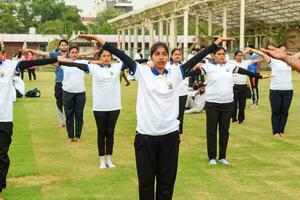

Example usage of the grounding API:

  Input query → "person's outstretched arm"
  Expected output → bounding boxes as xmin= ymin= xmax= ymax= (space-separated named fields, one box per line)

xmin=181 ymin=37 xmax=234 ymax=75
xmin=262 ymin=46 xmax=300 ymax=73
xmin=233 ymin=67 xmax=270 ymax=79
xmin=246 ymin=47 xmax=271 ymax=63
xmin=78 ymin=50 xmax=99 ymax=57
xmin=58 ymin=61 xmax=89 ymax=73
xmin=17 ymin=58 xmax=58 ymax=70
xmin=24 ymin=49 xmax=50 ymax=57
xmin=78 ymin=34 xmax=137 ymax=71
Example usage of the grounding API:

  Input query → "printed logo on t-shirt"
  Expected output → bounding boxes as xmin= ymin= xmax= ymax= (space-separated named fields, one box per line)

xmin=0 ymin=69 xmax=5 ymax=77
xmin=167 ymin=80 xmax=173 ymax=90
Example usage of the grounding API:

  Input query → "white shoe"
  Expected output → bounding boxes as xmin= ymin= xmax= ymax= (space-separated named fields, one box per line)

xmin=99 ymin=156 xmax=107 ymax=169
xmin=219 ymin=159 xmax=230 ymax=165
xmin=105 ymin=155 xmax=116 ymax=168
xmin=209 ymin=159 xmax=217 ymax=165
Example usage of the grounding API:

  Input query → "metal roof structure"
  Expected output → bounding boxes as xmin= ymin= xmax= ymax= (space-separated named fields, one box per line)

xmin=109 ymin=0 xmax=300 ymax=29
xmin=107 ymin=0 xmax=300 ymax=59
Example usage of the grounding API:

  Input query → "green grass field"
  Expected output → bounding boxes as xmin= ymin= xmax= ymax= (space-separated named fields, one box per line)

xmin=4 ymin=70 xmax=300 ymax=200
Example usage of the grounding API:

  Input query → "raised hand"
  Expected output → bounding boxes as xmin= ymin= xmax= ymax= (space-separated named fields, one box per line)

xmin=194 ymin=62 xmax=203 ymax=69
xmin=262 ymin=73 xmax=273 ymax=79
xmin=214 ymin=37 xmax=235 ymax=46
xmin=78 ymin=34 xmax=106 ymax=45
xmin=22 ymin=49 xmax=31 ymax=54
xmin=261 ymin=45 xmax=287 ymax=60
xmin=57 ymin=56 xmax=74 ymax=63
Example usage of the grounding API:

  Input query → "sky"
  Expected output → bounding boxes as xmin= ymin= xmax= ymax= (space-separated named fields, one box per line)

xmin=64 ymin=0 xmax=158 ymax=17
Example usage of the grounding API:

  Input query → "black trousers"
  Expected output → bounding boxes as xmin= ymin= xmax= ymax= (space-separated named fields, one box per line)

xmin=54 ymin=82 xmax=63 ymax=113
xmin=232 ymin=84 xmax=247 ymax=122
xmin=250 ymin=77 xmax=259 ymax=104
xmin=177 ymin=95 xmax=188 ymax=134
xmin=188 ymin=76 xmax=196 ymax=87
xmin=134 ymin=131 xmax=180 ymax=200
xmin=28 ymin=69 xmax=36 ymax=81
xmin=93 ymin=110 xmax=120 ymax=156
xmin=269 ymin=90 xmax=293 ymax=135
xmin=120 ymin=71 xmax=130 ymax=85
xmin=205 ymin=102 xmax=233 ymax=160
xmin=0 ymin=122 xmax=13 ymax=192
xmin=63 ymin=91 xmax=86 ymax=139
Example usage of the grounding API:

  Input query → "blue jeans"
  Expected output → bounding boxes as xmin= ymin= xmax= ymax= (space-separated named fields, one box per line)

xmin=269 ymin=90 xmax=293 ymax=134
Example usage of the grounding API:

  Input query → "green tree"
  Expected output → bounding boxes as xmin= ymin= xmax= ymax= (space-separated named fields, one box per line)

xmin=261 ymin=25 xmax=296 ymax=47
xmin=0 ymin=3 xmax=20 ymax=33
xmin=89 ymin=8 xmax=118 ymax=34
xmin=38 ymin=20 xmax=65 ymax=34
xmin=14 ymin=0 xmax=87 ymax=35
xmin=62 ymin=5 xmax=87 ymax=34
xmin=16 ymin=0 xmax=33 ymax=33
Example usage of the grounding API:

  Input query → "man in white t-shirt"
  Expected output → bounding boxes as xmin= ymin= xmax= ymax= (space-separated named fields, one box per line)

xmin=185 ymin=82 xmax=206 ymax=114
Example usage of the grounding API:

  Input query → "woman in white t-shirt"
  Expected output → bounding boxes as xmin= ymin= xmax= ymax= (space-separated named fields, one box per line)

xmin=167 ymin=48 xmax=188 ymax=134
xmin=60 ymin=34 xmax=231 ymax=200
xmin=187 ymin=46 xmax=269 ymax=165
xmin=231 ymin=50 xmax=260 ymax=123
xmin=0 ymin=52 xmax=63 ymax=199
xmin=262 ymin=45 xmax=300 ymax=73
xmin=61 ymin=47 xmax=126 ymax=169
xmin=249 ymin=46 xmax=293 ymax=138
xmin=61 ymin=46 xmax=88 ymax=143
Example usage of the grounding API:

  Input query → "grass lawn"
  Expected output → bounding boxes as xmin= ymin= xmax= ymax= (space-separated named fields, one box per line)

xmin=4 ymin=70 xmax=300 ymax=200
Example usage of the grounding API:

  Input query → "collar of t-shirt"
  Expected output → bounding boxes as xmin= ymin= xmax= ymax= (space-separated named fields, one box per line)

xmin=99 ymin=64 xmax=112 ymax=68
xmin=169 ymin=60 xmax=182 ymax=65
xmin=151 ymin=67 xmax=169 ymax=76
xmin=210 ymin=61 xmax=227 ymax=65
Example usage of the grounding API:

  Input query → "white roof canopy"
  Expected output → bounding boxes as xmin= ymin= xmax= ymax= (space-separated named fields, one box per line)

xmin=108 ymin=0 xmax=300 ymax=29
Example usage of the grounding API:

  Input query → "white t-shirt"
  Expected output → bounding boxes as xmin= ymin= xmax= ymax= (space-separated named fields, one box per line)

xmin=0 ymin=60 xmax=19 ymax=122
xmin=61 ymin=60 xmax=89 ymax=93
xmin=134 ymin=53 xmax=142 ymax=60
xmin=270 ymin=58 xmax=293 ymax=90
xmin=133 ymin=63 xmax=184 ymax=136
xmin=231 ymin=60 xmax=252 ymax=85
xmin=88 ymin=63 xmax=123 ymax=111
xmin=195 ymin=92 xmax=206 ymax=109
xmin=202 ymin=62 xmax=236 ymax=103
xmin=13 ymin=76 xmax=25 ymax=95
xmin=187 ymin=53 xmax=194 ymax=60
xmin=166 ymin=62 xmax=188 ymax=96
xmin=188 ymin=90 xmax=206 ymax=110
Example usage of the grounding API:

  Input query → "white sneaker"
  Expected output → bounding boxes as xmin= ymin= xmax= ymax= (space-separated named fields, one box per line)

xmin=105 ymin=155 xmax=116 ymax=168
xmin=99 ymin=156 xmax=106 ymax=169
xmin=219 ymin=159 xmax=230 ymax=165
xmin=209 ymin=159 xmax=217 ymax=165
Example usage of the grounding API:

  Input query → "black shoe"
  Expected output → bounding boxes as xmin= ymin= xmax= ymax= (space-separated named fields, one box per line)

xmin=126 ymin=83 xmax=130 ymax=86
xmin=232 ymin=119 xmax=237 ymax=123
